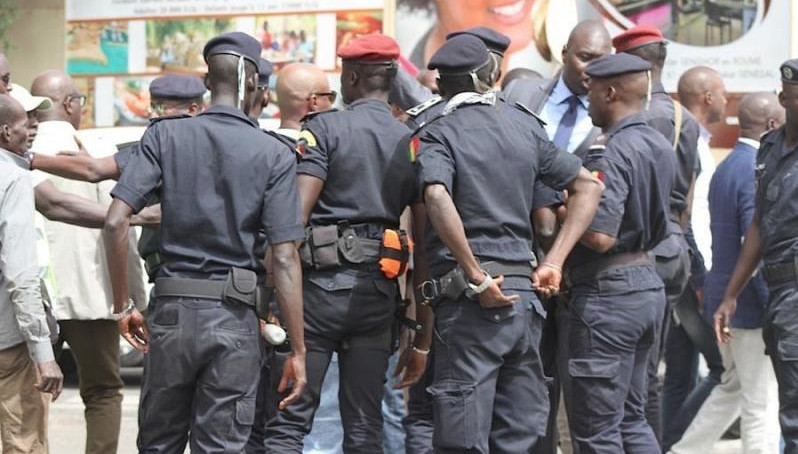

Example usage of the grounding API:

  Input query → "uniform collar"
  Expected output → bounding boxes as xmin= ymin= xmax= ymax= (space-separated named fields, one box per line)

xmin=606 ymin=112 xmax=647 ymax=138
xmin=0 ymin=147 xmax=28 ymax=169
xmin=200 ymin=104 xmax=259 ymax=127
xmin=443 ymin=90 xmax=498 ymax=115
xmin=737 ymin=137 xmax=760 ymax=151
xmin=345 ymin=98 xmax=391 ymax=111
xmin=551 ymin=76 xmax=588 ymax=109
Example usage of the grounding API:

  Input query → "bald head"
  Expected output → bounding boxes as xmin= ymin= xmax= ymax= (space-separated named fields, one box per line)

xmin=587 ymin=72 xmax=649 ymax=129
xmin=562 ymin=20 xmax=612 ymax=95
xmin=738 ymin=92 xmax=784 ymax=140
xmin=31 ymin=70 xmax=83 ymax=127
xmin=0 ymin=54 xmax=10 ymax=94
xmin=677 ymin=66 xmax=728 ymax=125
xmin=0 ymin=94 xmax=30 ymax=154
xmin=275 ymin=62 xmax=331 ymax=129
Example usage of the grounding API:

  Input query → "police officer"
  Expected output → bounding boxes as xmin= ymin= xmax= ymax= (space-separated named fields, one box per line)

xmin=414 ymin=35 xmax=601 ymax=453
xmin=714 ymin=59 xmax=798 ymax=454
xmin=265 ymin=34 xmax=426 ymax=453
xmin=559 ymin=53 xmax=674 ymax=453
xmin=249 ymin=57 xmax=273 ymax=119
xmin=404 ymin=26 xmax=510 ymax=131
xmin=613 ymin=25 xmax=699 ymax=438
xmin=103 ymin=32 xmax=306 ymax=452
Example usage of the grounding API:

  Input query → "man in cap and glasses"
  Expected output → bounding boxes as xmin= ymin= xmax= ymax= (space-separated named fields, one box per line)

xmin=103 ymin=32 xmax=307 ymax=452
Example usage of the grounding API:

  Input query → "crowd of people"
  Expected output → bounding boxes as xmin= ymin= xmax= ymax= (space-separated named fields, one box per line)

xmin=0 ymin=18 xmax=794 ymax=454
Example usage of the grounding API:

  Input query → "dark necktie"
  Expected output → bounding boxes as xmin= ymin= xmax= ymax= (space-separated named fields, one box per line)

xmin=552 ymin=95 xmax=579 ymax=151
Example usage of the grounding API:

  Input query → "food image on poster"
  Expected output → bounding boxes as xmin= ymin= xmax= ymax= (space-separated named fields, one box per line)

xmin=146 ymin=18 xmax=236 ymax=72
xmin=336 ymin=11 xmax=384 ymax=58
xmin=67 ymin=21 xmax=129 ymax=74
xmin=257 ymin=15 xmax=317 ymax=64
xmin=592 ymin=0 xmax=766 ymax=47
xmin=114 ymin=77 xmax=155 ymax=126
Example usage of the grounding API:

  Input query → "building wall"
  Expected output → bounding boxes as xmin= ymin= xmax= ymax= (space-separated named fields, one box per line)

xmin=5 ymin=0 xmax=65 ymax=89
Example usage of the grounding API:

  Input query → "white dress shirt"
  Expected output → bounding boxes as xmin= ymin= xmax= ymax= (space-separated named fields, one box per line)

xmin=30 ymin=121 xmax=146 ymax=320
xmin=539 ymin=76 xmax=593 ymax=153
xmin=0 ymin=149 xmax=53 ymax=363
xmin=692 ymin=126 xmax=717 ymax=270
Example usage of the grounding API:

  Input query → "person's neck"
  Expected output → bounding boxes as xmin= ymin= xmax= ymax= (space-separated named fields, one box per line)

xmin=1 ymin=145 xmax=24 ymax=157
xmin=210 ymin=93 xmax=246 ymax=111
xmin=602 ymin=106 xmax=641 ymax=133
xmin=279 ymin=117 xmax=303 ymax=131
xmin=739 ymin=129 xmax=763 ymax=142
xmin=561 ymin=75 xmax=585 ymax=97
xmin=784 ymin=119 xmax=798 ymax=147
xmin=352 ymin=92 xmax=389 ymax=104
xmin=686 ymin=104 xmax=712 ymax=130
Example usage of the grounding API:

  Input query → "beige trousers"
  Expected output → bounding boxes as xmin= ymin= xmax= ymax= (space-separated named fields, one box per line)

xmin=0 ymin=343 xmax=49 ymax=454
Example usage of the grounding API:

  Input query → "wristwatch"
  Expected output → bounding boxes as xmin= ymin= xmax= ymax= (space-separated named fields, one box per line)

xmin=110 ymin=301 xmax=135 ymax=321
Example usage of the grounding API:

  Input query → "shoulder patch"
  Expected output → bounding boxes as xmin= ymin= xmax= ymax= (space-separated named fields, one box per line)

xmin=512 ymin=102 xmax=546 ymax=126
xmin=149 ymin=113 xmax=192 ymax=124
xmin=406 ymin=95 xmax=444 ymax=117
xmin=295 ymin=129 xmax=318 ymax=155
xmin=263 ymin=129 xmax=297 ymax=151
xmin=300 ymin=108 xmax=338 ymax=123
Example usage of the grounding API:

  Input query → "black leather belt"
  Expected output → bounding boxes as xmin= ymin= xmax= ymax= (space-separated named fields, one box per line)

xmin=418 ymin=261 xmax=535 ymax=306
xmin=154 ymin=277 xmax=272 ymax=307
xmin=762 ymin=258 xmax=798 ymax=285
xmin=567 ymin=251 xmax=652 ymax=285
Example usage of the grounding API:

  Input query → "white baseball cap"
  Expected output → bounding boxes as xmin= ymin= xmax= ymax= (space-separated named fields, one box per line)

xmin=9 ymin=83 xmax=52 ymax=112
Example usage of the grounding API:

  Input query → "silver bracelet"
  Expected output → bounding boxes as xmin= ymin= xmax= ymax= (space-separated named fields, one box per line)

xmin=110 ymin=301 xmax=135 ymax=321
xmin=467 ymin=271 xmax=493 ymax=295
xmin=412 ymin=346 xmax=430 ymax=355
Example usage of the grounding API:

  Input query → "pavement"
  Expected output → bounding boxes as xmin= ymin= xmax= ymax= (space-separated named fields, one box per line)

xmin=44 ymin=373 xmax=746 ymax=454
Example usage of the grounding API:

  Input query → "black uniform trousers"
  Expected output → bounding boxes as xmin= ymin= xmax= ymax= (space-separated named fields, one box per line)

xmin=429 ymin=276 xmax=548 ymax=454
xmin=764 ymin=281 xmax=798 ymax=454
xmin=559 ymin=263 xmax=666 ymax=454
xmin=265 ymin=265 xmax=399 ymax=454
xmin=403 ymin=352 xmax=434 ymax=454
xmin=138 ymin=296 xmax=262 ymax=453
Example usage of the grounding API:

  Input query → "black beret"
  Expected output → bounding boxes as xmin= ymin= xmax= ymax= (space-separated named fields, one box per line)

xmin=781 ymin=59 xmax=798 ymax=84
xmin=428 ymin=34 xmax=491 ymax=75
xmin=585 ymin=53 xmax=651 ymax=79
xmin=203 ymin=31 xmax=261 ymax=67
xmin=446 ymin=26 xmax=511 ymax=55
xmin=149 ymin=74 xmax=206 ymax=100
xmin=259 ymin=58 xmax=274 ymax=86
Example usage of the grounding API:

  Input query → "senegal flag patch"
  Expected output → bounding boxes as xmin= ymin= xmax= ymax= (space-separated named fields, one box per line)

xmin=408 ymin=136 xmax=420 ymax=163
xmin=296 ymin=129 xmax=317 ymax=155
xmin=591 ymin=170 xmax=606 ymax=183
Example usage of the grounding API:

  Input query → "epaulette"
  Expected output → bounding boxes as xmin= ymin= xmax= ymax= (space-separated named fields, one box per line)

xmin=300 ymin=108 xmax=338 ymax=124
xmin=406 ymin=95 xmax=444 ymax=117
xmin=410 ymin=112 xmax=447 ymax=137
xmin=588 ymin=134 xmax=609 ymax=152
xmin=148 ymin=113 xmax=192 ymax=124
xmin=512 ymin=102 xmax=546 ymax=127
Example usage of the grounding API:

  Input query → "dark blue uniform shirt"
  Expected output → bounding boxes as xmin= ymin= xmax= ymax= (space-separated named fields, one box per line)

xmin=112 ymin=104 xmax=304 ymax=281
xmin=568 ymin=113 xmax=674 ymax=270
xmin=756 ymin=127 xmax=798 ymax=266
xmin=415 ymin=99 xmax=582 ymax=273
xmin=704 ymin=140 xmax=767 ymax=328
xmin=297 ymin=98 xmax=417 ymax=231
xmin=645 ymin=82 xmax=700 ymax=221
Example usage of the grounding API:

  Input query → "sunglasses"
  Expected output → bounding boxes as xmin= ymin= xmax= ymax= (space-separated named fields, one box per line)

xmin=308 ymin=90 xmax=337 ymax=103
xmin=67 ymin=93 xmax=88 ymax=107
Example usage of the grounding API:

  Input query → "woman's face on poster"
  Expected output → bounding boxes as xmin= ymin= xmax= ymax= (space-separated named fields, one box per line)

xmin=434 ymin=0 xmax=536 ymax=53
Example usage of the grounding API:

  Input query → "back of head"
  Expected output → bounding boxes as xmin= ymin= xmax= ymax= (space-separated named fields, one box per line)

xmin=585 ymin=53 xmax=652 ymax=128
xmin=30 ymin=70 xmax=80 ymax=126
xmin=501 ymin=68 xmax=542 ymax=91
xmin=275 ymin=62 xmax=330 ymax=124
xmin=677 ymin=66 xmax=727 ymax=124
xmin=677 ymin=66 xmax=716 ymax=105
xmin=337 ymin=34 xmax=400 ymax=103
xmin=613 ymin=25 xmax=667 ymax=72
xmin=738 ymin=92 xmax=783 ymax=139
xmin=428 ymin=34 xmax=494 ymax=98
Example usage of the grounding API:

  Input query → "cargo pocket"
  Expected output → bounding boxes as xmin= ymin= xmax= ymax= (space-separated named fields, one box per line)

xmin=428 ymin=380 xmax=478 ymax=450
xmin=224 ymin=396 xmax=256 ymax=453
xmin=777 ymin=336 xmax=798 ymax=400
xmin=568 ymin=358 xmax=621 ymax=420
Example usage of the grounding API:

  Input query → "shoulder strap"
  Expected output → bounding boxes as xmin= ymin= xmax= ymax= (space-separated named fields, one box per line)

xmin=672 ymin=99 xmax=683 ymax=152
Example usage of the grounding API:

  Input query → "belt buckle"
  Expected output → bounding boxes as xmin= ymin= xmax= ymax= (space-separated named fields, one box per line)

xmin=419 ymin=280 xmax=440 ymax=303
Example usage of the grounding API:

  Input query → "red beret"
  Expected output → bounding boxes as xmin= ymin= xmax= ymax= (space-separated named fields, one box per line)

xmin=612 ymin=24 xmax=665 ymax=53
xmin=337 ymin=34 xmax=400 ymax=62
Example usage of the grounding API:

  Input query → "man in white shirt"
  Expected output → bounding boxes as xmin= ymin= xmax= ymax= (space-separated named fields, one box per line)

xmin=0 ymin=94 xmax=63 ymax=454
xmin=29 ymin=70 xmax=146 ymax=454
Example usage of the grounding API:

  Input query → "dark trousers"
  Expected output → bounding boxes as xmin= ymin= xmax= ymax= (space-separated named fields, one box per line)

xmin=403 ymin=351 xmax=434 ymax=454
xmin=648 ymin=233 xmax=691 ymax=441
xmin=137 ymin=296 xmax=262 ymax=453
xmin=532 ymin=296 xmax=562 ymax=454
xmin=763 ymin=283 xmax=798 ymax=454
xmin=661 ymin=285 xmax=724 ymax=451
xmin=563 ymin=264 xmax=666 ymax=454
xmin=246 ymin=346 xmax=291 ymax=454
xmin=265 ymin=267 xmax=398 ymax=454
xmin=430 ymin=277 xmax=548 ymax=454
